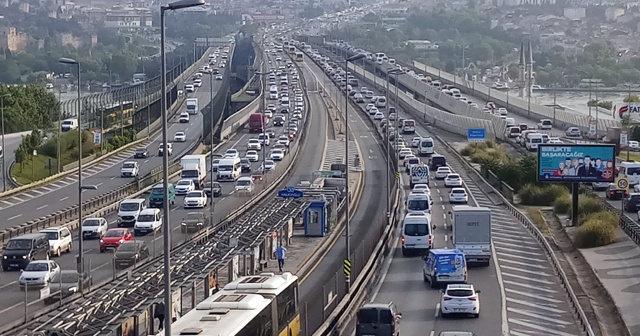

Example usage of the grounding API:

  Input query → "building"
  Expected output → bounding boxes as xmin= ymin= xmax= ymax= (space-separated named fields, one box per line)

xmin=60 ymin=33 xmax=97 ymax=48
xmin=103 ymin=8 xmax=153 ymax=30
xmin=0 ymin=27 xmax=27 ymax=52
xmin=605 ymin=7 xmax=624 ymax=21
xmin=563 ymin=7 xmax=586 ymax=20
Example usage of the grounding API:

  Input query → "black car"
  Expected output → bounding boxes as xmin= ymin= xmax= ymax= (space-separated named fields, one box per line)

xmin=203 ymin=181 xmax=222 ymax=197
xmin=625 ymin=193 xmax=640 ymax=211
xmin=43 ymin=271 xmax=92 ymax=304
xmin=2 ymin=233 xmax=50 ymax=271
xmin=114 ymin=241 xmax=150 ymax=269
xmin=606 ymin=183 xmax=626 ymax=200
xmin=240 ymin=159 xmax=252 ymax=173
xmin=274 ymin=118 xmax=284 ymax=126
xmin=134 ymin=147 xmax=148 ymax=158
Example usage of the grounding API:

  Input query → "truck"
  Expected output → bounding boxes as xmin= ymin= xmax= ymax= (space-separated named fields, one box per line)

xmin=249 ymin=113 xmax=266 ymax=133
xmin=186 ymin=98 xmax=198 ymax=115
xmin=410 ymin=164 xmax=429 ymax=188
xmin=450 ymin=206 xmax=492 ymax=266
xmin=180 ymin=155 xmax=207 ymax=188
xmin=61 ymin=118 xmax=79 ymax=132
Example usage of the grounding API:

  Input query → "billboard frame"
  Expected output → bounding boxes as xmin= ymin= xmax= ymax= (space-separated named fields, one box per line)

xmin=537 ymin=144 xmax=616 ymax=183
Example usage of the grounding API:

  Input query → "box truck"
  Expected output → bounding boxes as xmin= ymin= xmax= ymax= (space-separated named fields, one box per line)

xmin=450 ymin=206 xmax=492 ymax=266
xmin=180 ymin=155 xmax=207 ymax=188
xmin=186 ymin=98 xmax=198 ymax=115
xmin=61 ymin=118 xmax=78 ymax=132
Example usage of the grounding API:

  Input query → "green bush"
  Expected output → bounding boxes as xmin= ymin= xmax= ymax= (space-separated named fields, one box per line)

xmin=518 ymin=184 xmax=569 ymax=206
xmin=576 ymin=196 xmax=602 ymax=219
xmin=573 ymin=218 xmax=617 ymax=248
xmin=460 ymin=146 xmax=474 ymax=156
xmin=579 ymin=211 xmax=618 ymax=228
xmin=554 ymin=195 xmax=571 ymax=215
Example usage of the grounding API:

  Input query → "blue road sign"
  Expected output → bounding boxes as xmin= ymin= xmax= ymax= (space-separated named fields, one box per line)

xmin=467 ymin=128 xmax=486 ymax=143
xmin=278 ymin=186 xmax=304 ymax=198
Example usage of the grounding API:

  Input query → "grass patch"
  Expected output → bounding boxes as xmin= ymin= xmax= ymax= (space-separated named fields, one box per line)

xmin=619 ymin=152 xmax=640 ymax=162
xmin=524 ymin=207 xmax=550 ymax=235
xmin=11 ymin=155 xmax=57 ymax=184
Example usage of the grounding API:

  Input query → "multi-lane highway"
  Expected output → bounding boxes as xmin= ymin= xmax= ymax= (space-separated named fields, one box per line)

xmin=297 ymin=51 xmax=389 ymax=334
xmin=337 ymin=63 xmax=584 ymax=336
xmin=0 ymin=47 xmax=313 ymax=327
xmin=0 ymin=51 xmax=230 ymax=230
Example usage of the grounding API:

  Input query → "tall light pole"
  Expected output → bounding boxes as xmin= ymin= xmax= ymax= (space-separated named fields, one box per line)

xmin=160 ymin=0 xmax=204 ymax=333
xmin=0 ymin=93 xmax=11 ymax=192
xmin=209 ymin=70 xmax=215 ymax=214
xmin=385 ymin=68 xmax=400 ymax=221
xmin=344 ymin=53 xmax=365 ymax=293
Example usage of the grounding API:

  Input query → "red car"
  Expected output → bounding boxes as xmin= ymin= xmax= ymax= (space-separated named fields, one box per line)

xmin=100 ymin=228 xmax=133 ymax=253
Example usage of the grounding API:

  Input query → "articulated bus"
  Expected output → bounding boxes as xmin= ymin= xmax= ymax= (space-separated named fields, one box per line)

xmin=288 ymin=46 xmax=296 ymax=55
xmin=295 ymin=52 xmax=304 ymax=62
xmin=163 ymin=272 xmax=300 ymax=336
xmin=96 ymin=101 xmax=134 ymax=127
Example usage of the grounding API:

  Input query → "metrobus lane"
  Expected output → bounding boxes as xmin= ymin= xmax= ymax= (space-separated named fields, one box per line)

xmin=357 ymin=89 xmax=583 ymax=336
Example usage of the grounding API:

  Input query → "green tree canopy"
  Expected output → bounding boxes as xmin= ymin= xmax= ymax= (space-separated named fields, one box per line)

xmin=0 ymin=85 xmax=58 ymax=133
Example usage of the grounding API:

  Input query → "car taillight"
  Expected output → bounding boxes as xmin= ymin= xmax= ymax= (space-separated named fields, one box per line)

xmin=443 ymin=296 xmax=452 ymax=301
xmin=401 ymin=236 xmax=405 ymax=243
xmin=610 ymin=191 xmax=615 ymax=195
xmin=468 ymin=297 xmax=477 ymax=301
xmin=429 ymin=236 xmax=433 ymax=243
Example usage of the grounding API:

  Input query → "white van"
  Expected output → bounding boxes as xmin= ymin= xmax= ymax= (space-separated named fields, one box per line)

xmin=505 ymin=117 xmax=516 ymax=127
xmin=431 ymin=81 xmax=442 ymax=90
xmin=134 ymin=208 xmax=162 ymax=236
xmin=269 ymin=86 xmax=278 ymax=100
xmin=117 ymin=198 xmax=146 ymax=227
xmin=418 ymin=137 xmax=435 ymax=156
xmin=280 ymin=96 xmax=290 ymax=109
xmin=235 ymin=176 xmax=255 ymax=193
xmin=217 ymin=158 xmax=241 ymax=181
xmin=406 ymin=192 xmax=432 ymax=216
xmin=526 ymin=133 xmax=544 ymax=152
xmin=401 ymin=213 xmax=434 ymax=256
xmin=375 ymin=96 xmax=387 ymax=108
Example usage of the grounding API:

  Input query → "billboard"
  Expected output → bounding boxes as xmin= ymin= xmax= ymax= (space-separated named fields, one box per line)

xmin=537 ymin=144 xmax=616 ymax=182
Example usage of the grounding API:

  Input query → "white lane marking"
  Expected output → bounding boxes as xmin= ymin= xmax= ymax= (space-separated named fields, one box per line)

xmin=110 ymin=177 xmax=115 ymax=180
xmin=507 ymin=318 xmax=578 ymax=336
xmin=8 ymin=214 xmax=22 ymax=221
xmin=502 ymin=280 xmax=558 ymax=294
xmin=144 ymin=159 xmax=150 ymax=163
xmin=504 ymin=288 xmax=563 ymax=303
xmin=60 ymin=196 xmax=69 ymax=201
xmin=0 ymin=299 xmax=39 ymax=316
xmin=37 ymin=205 xmax=48 ymax=210
xmin=429 ymin=331 xmax=435 ymax=336
xmin=96 ymin=183 xmax=103 ymax=187
xmin=434 ymin=302 xmax=440 ymax=317
xmin=0 ymin=281 xmax=17 ymax=290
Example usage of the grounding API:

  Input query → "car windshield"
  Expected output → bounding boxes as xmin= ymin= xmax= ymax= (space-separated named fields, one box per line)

xmin=438 ymin=168 xmax=450 ymax=173
xmin=137 ymin=214 xmax=155 ymax=222
xmin=135 ymin=149 xmax=146 ymax=153
xmin=151 ymin=187 xmax=163 ymax=195
xmin=120 ymin=202 xmax=140 ymax=212
xmin=6 ymin=239 xmax=31 ymax=250
xmin=237 ymin=180 xmax=250 ymax=186
xmin=273 ymin=150 xmax=283 ymax=154
xmin=452 ymin=189 xmax=465 ymax=194
xmin=408 ymin=200 xmax=429 ymax=211
xmin=241 ymin=159 xmax=250 ymax=164
xmin=43 ymin=232 xmax=59 ymax=240
xmin=177 ymin=181 xmax=191 ymax=186
xmin=447 ymin=175 xmax=460 ymax=179
xmin=186 ymin=192 xmax=202 ymax=198
xmin=404 ymin=223 xmax=429 ymax=236
xmin=83 ymin=219 xmax=100 ymax=227
xmin=123 ymin=163 xmax=135 ymax=168
xmin=175 ymin=133 xmax=184 ymax=136
xmin=105 ymin=230 xmax=125 ymax=238
xmin=117 ymin=243 xmax=137 ymax=252
xmin=25 ymin=263 xmax=49 ymax=271
xmin=446 ymin=289 xmax=474 ymax=297
xmin=213 ymin=159 xmax=220 ymax=164
xmin=218 ymin=165 xmax=232 ymax=171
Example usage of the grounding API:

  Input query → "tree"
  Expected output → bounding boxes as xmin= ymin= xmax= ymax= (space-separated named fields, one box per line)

xmin=14 ymin=144 xmax=26 ymax=171
xmin=624 ymin=94 xmax=640 ymax=103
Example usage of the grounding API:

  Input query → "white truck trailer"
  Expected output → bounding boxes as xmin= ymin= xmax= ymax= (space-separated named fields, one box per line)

xmin=186 ymin=98 xmax=199 ymax=115
xmin=180 ymin=154 xmax=207 ymax=188
xmin=450 ymin=206 xmax=492 ymax=266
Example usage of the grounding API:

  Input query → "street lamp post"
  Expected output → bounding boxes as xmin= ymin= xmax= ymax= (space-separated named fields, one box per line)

xmin=0 ymin=93 xmax=11 ymax=192
xmin=385 ymin=68 xmax=399 ymax=221
xmin=344 ymin=53 xmax=365 ymax=293
xmin=160 ymin=0 xmax=204 ymax=333
xmin=209 ymin=70 xmax=215 ymax=215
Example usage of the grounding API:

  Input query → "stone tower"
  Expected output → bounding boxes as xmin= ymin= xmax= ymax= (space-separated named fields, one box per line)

xmin=526 ymin=39 xmax=535 ymax=97
xmin=517 ymin=41 xmax=526 ymax=98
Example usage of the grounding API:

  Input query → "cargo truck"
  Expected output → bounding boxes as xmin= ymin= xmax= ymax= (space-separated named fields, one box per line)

xmin=180 ymin=155 xmax=207 ymax=189
xmin=450 ymin=206 xmax=492 ymax=266
xmin=186 ymin=98 xmax=198 ymax=115
xmin=61 ymin=118 xmax=78 ymax=132
xmin=249 ymin=113 xmax=266 ymax=133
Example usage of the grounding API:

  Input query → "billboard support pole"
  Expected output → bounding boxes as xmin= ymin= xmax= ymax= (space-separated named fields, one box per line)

xmin=572 ymin=182 xmax=579 ymax=227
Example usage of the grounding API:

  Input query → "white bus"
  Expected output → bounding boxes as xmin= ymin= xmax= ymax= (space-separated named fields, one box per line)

xmin=162 ymin=272 xmax=301 ymax=336
xmin=618 ymin=161 xmax=640 ymax=186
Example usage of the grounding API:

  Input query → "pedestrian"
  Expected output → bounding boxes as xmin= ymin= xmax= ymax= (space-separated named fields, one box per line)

xmin=275 ymin=244 xmax=287 ymax=272
xmin=155 ymin=302 xmax=165 ymax=331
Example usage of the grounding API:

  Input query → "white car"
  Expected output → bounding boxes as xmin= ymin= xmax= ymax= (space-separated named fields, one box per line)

xmin=277 ymin=136 xmax=290 ymax=147
xmin=19 ymin=260 xmax=60 ymax=289
xmin=184 ymin=190 xmax=207 ymax=208
xmin=247 ymin=139 xmax=262 ymax=151
xmin=497 ymin=107 xmax=508 ymax=116
xmin=174 ymin=131 xmax=186 ymax=142
xmin=412 ymin=184 xmax=431 ymax=197
xmin=411 ymin=137 xmax=421 ymax=148
xmin=158 ymin=143 xmax=173 ymax=156
xmin=374 ymin=111 xmax=385 ymax=120
xmin=264 ymin=110 xmax=273 ymax=118
xmin=365 ymin=103 xmax=375 ymax=111
xmin=435 ymin=167 xmax=452 ymax=179
xmin=215 ymin=74 xmax=223 ymax=80
xmin=270 ymin=149 xmax=285 ymax=161
xmin=40 ymin=226 xmax=72 ymax=257
xmin=175 ymin=179 xmax=196 ymax=195
xmin=224 ymin=148 xmax=240 ymax=159
xmin=120 ymin=161 xmax=139 ymax=177
xmin=134 ymin=208 xmax=162 ymax=235
xmin=440 ymin=284 xmax=481 ymax=318
xmin=537 ymin=119 xmax=553 ymax=130
xmin=449 ymin=188 xmax=468 ymax=204
xmin=81 ymin=217 xmax=109 ymax=239
xmin=193 ymin=79 xmax=202 ymax=87
xmin=179 ymin=112 xmax=190 ymax=123
xmin=444 ymin=173 xmax=463 ymax=187
xmin=185 ymin=84 xmax=195 ymax=92
xmin=368 ymin=107 xmax=379 ymax=115
xmin=398 ymin=148 xmax=413 ymax=160
xmin=389 ymin=113 xmax=397 ymax=121
xmin=245 ymin=150 xmax=259 ymax=162
xmin=262 ymin=159 xmax=276 ymax=172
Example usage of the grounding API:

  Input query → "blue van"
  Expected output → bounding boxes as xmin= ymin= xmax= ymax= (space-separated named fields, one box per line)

xmin=422 ymin=249 xmax=467 ymax=288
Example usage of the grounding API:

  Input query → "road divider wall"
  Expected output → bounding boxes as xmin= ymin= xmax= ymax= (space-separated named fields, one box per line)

xmin=2 ymin=47 xmax=216 ymax=194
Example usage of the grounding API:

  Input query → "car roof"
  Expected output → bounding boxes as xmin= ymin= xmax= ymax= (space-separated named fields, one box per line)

xmin=140 ymin=208 xmax=159 ymax=215
xmin=446 ymin=284 xmax=474 ymax=290
xmin=40 ymin=226 xmax=67 ymax=232
xmin=28 ymin=260 xmax=50 ymax=265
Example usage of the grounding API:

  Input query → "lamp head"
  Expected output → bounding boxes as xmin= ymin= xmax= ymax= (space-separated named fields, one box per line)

xmin=346 ymin=53 xmax=366 ymax=62
xmin=58 ymin=57 xmax=78 ymax=65
xmin=166 ymin=0 xmax=205 ymax=10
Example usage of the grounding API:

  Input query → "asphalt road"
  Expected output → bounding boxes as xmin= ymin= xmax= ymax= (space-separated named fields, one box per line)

xmin=0 ymin=48 xmax=318 ymax=326
xmin=298 ymin=52 xmax=389 ymax=335
xmin=347 ymin=77 xmax=583 ymax=336
xmin=0 ymin=58 xmax=229 ymax=229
